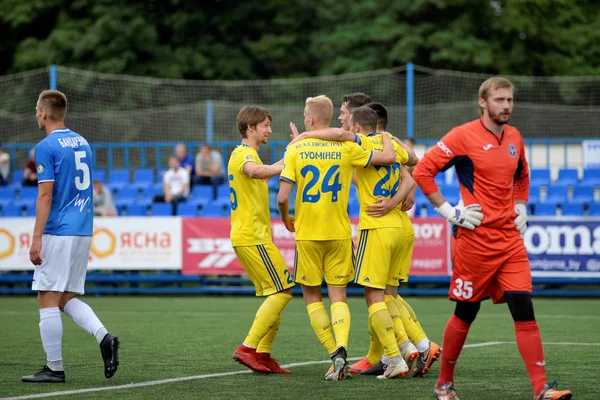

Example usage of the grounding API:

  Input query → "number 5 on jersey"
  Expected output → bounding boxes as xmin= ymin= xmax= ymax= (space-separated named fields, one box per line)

xmin=74 ymin=151 xmax=90 ymax=190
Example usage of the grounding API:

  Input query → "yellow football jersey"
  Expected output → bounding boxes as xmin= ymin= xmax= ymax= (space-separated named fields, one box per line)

xmin=228 ymin=145 xmax=272 ymax=246
xmin=280 ymin=138 xmax=373 ymax=241
xmin=355 ymin=132 xmax=409 ymax=231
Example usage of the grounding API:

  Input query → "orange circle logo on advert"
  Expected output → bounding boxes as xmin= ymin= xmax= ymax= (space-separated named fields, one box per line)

xmin=0 ymin=229 xmax=16 ymax=259
xmin=91 ymin=228 xmax=116 ymax=258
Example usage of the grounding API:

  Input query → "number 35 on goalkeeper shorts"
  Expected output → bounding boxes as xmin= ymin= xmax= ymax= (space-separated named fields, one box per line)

xmin=452 ymin=278 xmax=473 ymax=300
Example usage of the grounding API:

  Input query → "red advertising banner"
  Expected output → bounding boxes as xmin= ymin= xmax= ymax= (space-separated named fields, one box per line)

xmin=182 ymin=217 xmax=449 ymax=276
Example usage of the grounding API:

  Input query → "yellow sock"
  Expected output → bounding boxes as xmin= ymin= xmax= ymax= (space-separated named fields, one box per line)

xmin=397 ymin=295 xmax=425 ymax=333
xmin=394 ymin=296 xmax=427 ymax=344
xmin=368 ymin=302 xmax=400 ymax=358
xmin=244 ymin=293 xmax=292 ymax=348
xmin=330 ymin=302 xmax=351 ymax=349
xmin=385 ymin=295 xmax=409 ymax=344
xmin=365 ymin=318 xmax=383 ymax=365
xmin=256 ymin=316 xmax=281 ymax=354
xmin=307 ymin=302 xmax=337 ymax=355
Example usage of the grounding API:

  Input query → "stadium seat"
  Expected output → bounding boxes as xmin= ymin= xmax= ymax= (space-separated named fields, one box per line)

xmin=26 ymin=204 xmax=36 ymax=216
xmin=108 ymin=169 xmax=130 ymax=190
xmin=10 ymin=171 xmax=24 ymax=189
xmin=588 ymin=203 xmax=600 ymax=216
xmin=570 ymin=186 xmax=594 ymax=205
xmin=125 ymin=204 xmax=147 ymax=216
xmin=177 ymin=203 xmax=199 ymax=216
xmin=435 ymin=173 xmax=446 ymax=188
xmin=544 ymin=185 xmax=568 ymax=206
xmin=529 ymin=186 xmax=540 ymax=204
xmin=425 ymin=202 xmax=438 ymax=217
xmin=151 ymin=203 xmax=172 ymax=216
xmin=1 ymin=204 xmax=22 ymax=217
xmin=142 ymin=185 xmax=163 ymax=202
xmin=115 ymin=187 xmax=139 ymax=204
xmin=349 ymin=185 xmax=358 ymax=205
xmin=529 ymin=169 xmax=551 ymax=187
xmin=441 ymin=186 xmax=460 ymax=205
xmin=93 ymin=170 xmax=107 ymax=183
xmin=348 ymin=201 xmax=360 ymax=217
xmin=267 ymin=177 xmax=279 ymax=190
xmin=201 ymin=202 xmax=227 ymax=217
xmin=0 ymin=187 xmax=15 ymax=206
xmin=561 ymin=203 xmax=584 ymax=216
xmin=554 ymin=168 xmax=579 ymax=186
xmin=132 ymin=169 xmax=155 ymax=190
xmin=216 ymin=184 xmax=230 ymax=199
xmin=17 ymin=187 xmax=38 ymax=206
xmin=533 ymin=203 xmax=557 ymax=216
xmin=579 ymin=169 xmax=600 ymax=188
xmin=191 ymin=185 xmax=214 ymax=199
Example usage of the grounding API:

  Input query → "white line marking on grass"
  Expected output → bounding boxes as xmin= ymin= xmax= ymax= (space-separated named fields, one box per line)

xmin=3 ymin=341 xmax=598 ymax=400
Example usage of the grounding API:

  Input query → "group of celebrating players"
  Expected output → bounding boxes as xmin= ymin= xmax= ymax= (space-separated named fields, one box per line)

xmin=227 ymin=78 xmax=573 ymax=400
xmin=24 ymin=77 xmax=572 ymax=399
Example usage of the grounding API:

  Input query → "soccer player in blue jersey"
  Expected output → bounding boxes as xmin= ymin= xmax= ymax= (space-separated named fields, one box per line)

xmin=21 ymin=90 xmax=120 ymax=383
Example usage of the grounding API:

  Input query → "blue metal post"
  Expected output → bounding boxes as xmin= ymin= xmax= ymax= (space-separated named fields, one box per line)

xmin=206 ymin=101 xmax=214 ymax=144
xmin=406 ymin=62 xmax=414 ymax=138
xmin=50 ymin=65 xmax=57 ymax=90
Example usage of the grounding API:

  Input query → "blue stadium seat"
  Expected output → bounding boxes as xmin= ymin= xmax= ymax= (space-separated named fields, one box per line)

xmin=441 ymin=186 xmax=460 ymax=205
xmin=425 ymin=202 xmax=438 ymax=217
xmin=554 ymin=168 xmax=579 ymax=186
xmin=142 ymin=185 xmax=163 ymax=201
xmin=561 ymin=203 xmax=584 ymax=216
xmin=435 ymin=173 xmax=446 ymax=188
xmin=10 ymin=171 xmax=24 ymax=188
xmin=267 ymin=177 xmax=279 ymax=190
xmin=0 ymin=187 xmax=15 ymax=206
xmin=201 ymin=202 xmax=227 ymax=217
xmin=348 ymin=202 xmax=360 ymax=217
xmin=177 ymin=203 xmax=199 ymax=216
xmin=533 ymin=203 xmax=557 ymax=216
xmin=579 ymin=169 xmax=600 ymax=188
xmin=93 ymin=170 xmax=107 ymax=183
xmin=151 ymin=203 xmax=172 ymax=216
xmin=544 ymin=185 xmax=568 ymax=206
xmin=217 ymin=184 xmax=230 ymax=199
xmin=17 ymin=187 xmax=38 ymax=206
xmin=125 ymin=204 xmax=147 ymax=216
xmin=348 ymin=185 xmax=358 ymax=205
xmin=415 ymin=188 xmax=427 ymax=209
xmin=188 ymin=196 xmax=210 ymax=207
xmin=530 ymin=169 xmax=551 ymax=187
xmin=108 ymin=169 xmax=130 ymax=190
xmin=26 ymin=204 xmax=36 ymax=216
xmin=570 ymin=186 xmax=594 ymax=205
xmin=1 ymin=204 xmax=22 ymax=217
xmin=131 ymin=169 xmax=155 ymax=190
xmin=589 ymin=203 xmax=600 ymax=216
xmin=529 ymin=186 xmax=540 ymax=204
xmin=191 ymin=185 xmax=214 ymax=199
xmin=116 ymin=187 xmax=139 ymax=203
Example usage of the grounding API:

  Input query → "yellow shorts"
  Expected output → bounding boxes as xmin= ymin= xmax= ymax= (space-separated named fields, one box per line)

xmin=234 ymin=243 xmax=294 ymax=296
xmin=354 ymin=228 xmax=412 ymax=289
xmin=398 ymin=233 xmax=415 ymax=283
xmin=294 ymin=240 xmax=354 ymax=287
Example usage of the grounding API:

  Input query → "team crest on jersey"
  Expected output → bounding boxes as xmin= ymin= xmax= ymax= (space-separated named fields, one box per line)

xmin=508 ymin=144 xmax=517 ymax=157
xmin=245 ymin=155 xmax=253 ymax=160
xmin=36 ymin=164 xmax=44 ymax=173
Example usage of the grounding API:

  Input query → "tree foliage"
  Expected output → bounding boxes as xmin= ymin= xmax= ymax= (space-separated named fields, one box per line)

xmin=0 ymin=0 xmax=598 ymax=78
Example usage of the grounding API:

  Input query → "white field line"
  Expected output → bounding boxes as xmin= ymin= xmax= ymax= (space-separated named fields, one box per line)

xmin=2 ymin=341 xmax=598 ymax=400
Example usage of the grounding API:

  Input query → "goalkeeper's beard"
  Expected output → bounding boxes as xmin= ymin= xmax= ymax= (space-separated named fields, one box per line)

xmin=489 ymin=109 xmax=511 ymax=126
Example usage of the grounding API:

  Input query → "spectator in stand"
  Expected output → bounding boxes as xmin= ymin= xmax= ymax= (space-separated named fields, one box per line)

xmin=194 ymin=144 xmax=225 ymax=200
xmin=175 ymin=143 xmax=194 ymax=184
xmin=0 ymin=144 xmax=10 ymax=186
xmin=93 ymin=179 xmax=117 ymax=216
xmin=153 ymin=156 xmax=189 ymax=215
xmin=22 ymin=148 xmax=38 ymax=187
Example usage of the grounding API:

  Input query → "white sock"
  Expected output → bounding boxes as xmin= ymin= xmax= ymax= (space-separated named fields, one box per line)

xmin=416 ymin=338 xmax=431 ymax=353
xmin=39 ymin=307 xmax=64 ymax=371
xmin=381 ymin=355 xmax=390 ymax=365
xmin=63 ymin=299 xmax=108 ymax=345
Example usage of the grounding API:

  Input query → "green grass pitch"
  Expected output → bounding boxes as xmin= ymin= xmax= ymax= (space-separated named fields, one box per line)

xmin=0 ymin=296 xmax=598 ymax=399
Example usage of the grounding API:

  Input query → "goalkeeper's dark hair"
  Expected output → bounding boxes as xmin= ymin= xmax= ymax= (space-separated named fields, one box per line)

xmin=351 ymin=106 xmax=378 ymax=134
xmin=365 ymin=102 xmax=388 ymax=130
xmin=342 ymin=92 xmax=372 ymax=111
xmin=237 ymin=106 xmax=272 ymax=138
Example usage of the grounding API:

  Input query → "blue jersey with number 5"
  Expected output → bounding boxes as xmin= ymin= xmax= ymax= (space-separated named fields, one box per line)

xmin=35 ymin=128 xmax=93 ymax=236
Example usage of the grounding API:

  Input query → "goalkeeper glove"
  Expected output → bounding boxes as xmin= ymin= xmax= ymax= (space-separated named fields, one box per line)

xmin=514 ymin=203 xmax=528 ymax=234
xmin=435 ymin=201 xmax=484 ymax=230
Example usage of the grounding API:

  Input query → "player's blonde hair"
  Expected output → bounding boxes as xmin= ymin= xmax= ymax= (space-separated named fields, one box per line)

xmin=305 ymin=95 xmax=333 ymax=125
xmin=237 ymin=106 xmax=272 ymax=138
xmin=38 ymin=90 xmax=67 ymax=121
xmin=478 ymin=77 xmax=514 ymax=115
